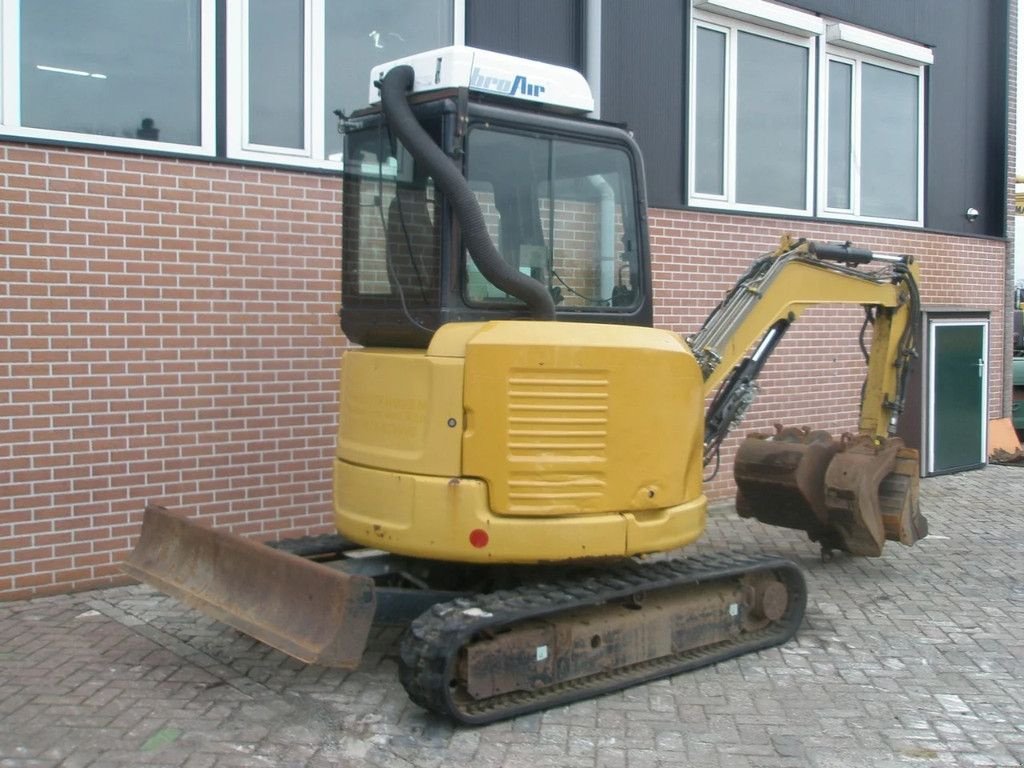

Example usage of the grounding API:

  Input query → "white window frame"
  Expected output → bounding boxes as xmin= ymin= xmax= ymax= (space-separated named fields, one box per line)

xmin=235 ymin=0 xmax=318 ymax=161
xmin=226 ymin=0 xmax=465 ymax=170
xmin=688 ymin=2 xmax=820 ymax=217
xmin=227 ymin=0 xmax=320 ymax=167
xmin=0 ymin=0 xmax=216 ymax=156
xmin=817 ymin=25 xmax=930 ymax=227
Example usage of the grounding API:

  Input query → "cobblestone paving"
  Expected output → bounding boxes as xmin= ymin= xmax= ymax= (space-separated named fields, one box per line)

xmin=1 ymin=466 xmax=1022 ymax=768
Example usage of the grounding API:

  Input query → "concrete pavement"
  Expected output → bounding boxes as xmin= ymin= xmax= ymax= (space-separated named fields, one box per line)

xmin=1 ymin=465 xmax=1022 ymax=768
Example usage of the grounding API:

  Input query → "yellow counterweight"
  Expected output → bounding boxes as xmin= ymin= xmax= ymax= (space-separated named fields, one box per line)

xmin=334 ymin=321 xmax=708 ymax=563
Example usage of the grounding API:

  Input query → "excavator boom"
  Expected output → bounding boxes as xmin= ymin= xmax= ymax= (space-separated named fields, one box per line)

xmin=694 ymin=237 xmax=927 ymax=556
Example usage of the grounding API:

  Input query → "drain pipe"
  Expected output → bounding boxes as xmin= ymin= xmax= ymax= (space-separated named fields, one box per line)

xmin=586 ymin=0 xmax=602 ymax=119
xmin=588 ymin=175 xmax=615 ymax=299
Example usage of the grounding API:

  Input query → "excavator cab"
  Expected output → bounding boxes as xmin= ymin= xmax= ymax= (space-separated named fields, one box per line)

xmin=338 ymin=78 xmax=652 ymax=349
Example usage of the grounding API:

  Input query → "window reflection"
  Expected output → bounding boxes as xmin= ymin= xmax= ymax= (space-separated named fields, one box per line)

xmin=694 ymin=27 xmax=726 ymax=197
xmin=464 ymin=128 xmax=639 ymax=311
xmin=826 ymin=60 xmax=853 ymax=210
xmin=20 ymin=0 xmax=202 ymax=145
xmin=248 ymin=0 xmax=305 ymax=149
xmin=861 ymin=64 xmax=918 ymax=221
xmin=324 ymin=0 xmax=452 ymax=158
xmin=734 ymin=32 xmax=808 ymax=210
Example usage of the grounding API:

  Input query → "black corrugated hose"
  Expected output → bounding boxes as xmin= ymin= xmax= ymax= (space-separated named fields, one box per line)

xmin=379 ymin=65 xmax=556 ymax=320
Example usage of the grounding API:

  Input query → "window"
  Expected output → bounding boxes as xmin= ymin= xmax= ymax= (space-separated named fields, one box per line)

xmin=342 ymin=119 xmax=441 ymax=304
xmin=689 ymin=1 xmax=822 ymax=216
xmin=463 ymin=126 xmax=641 ymax=312
xmin=227 ymin=0 xmax=464 ymax=168
xmin=0 ymin=0 xmax=463 ymax=165
xmin=0 ymin=0 xmax=215 ymax=154
xmin=819 ymin=24 xmax=931 ymax=225
xmin=689 ymin=2 xmax=932 ymax=227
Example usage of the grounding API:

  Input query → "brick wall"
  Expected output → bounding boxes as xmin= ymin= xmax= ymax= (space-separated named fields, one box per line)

xmin=1 ymin=145 xmax=345 ymax=599
xmin=0 ymin=144 xmax=1008 ymax=599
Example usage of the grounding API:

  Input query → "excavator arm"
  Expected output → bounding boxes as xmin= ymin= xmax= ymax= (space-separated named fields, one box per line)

xmin=691 ymin=236 xmax=927 ymax=557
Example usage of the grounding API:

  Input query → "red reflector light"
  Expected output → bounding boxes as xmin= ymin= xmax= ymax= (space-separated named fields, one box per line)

xmin=469 ymin=528 xmax=489 ymax=548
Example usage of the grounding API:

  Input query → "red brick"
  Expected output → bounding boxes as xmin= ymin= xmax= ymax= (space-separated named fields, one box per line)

xmin=13 ymin=572 xmax=56 ymax=589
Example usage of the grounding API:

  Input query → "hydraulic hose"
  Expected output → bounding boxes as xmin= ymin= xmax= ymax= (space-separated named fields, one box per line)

xmin=379 ymin=65 xmax=556 ymax=320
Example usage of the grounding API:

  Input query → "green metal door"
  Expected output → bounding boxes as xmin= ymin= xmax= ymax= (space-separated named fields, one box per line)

xmin=928 ymin=321 xmax=987 ymax=473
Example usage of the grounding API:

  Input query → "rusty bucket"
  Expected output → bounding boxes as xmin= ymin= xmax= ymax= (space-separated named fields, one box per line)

xmin=735 ymin=426 xmax=841 ymax=538
xmin=822 ymin=436 xmax=927 ymax=556
xmin=735 ymin=428 xmax=927 ymax=556
xmin=122 ymin=506 xmax=376 ymax=667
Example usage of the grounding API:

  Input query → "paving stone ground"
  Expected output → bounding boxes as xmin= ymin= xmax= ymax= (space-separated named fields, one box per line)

xmin=1 ymin=465 xmax=1022 ymax=768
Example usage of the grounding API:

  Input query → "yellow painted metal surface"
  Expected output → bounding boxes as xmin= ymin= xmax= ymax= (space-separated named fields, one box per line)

xmin=700 ymin=258 xmax=920 ymax=440
xmin=622 ymin=502 xmax=707 ymax=555
xmin=463 ymin=322 xmax=705 ymax=517
xmin=333 ymin=458 xmax=706 ymax=562
xmin=702 ymin=257 xmax=921 ymax=392
xmin=332 ymin=320 xmax=709 ymax=563
xmin=336 ymin=347 xmax=464 ymax=477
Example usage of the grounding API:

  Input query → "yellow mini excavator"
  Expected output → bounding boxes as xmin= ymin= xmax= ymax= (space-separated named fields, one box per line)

xmin=124 ymin=47 xmax=928 ymax=724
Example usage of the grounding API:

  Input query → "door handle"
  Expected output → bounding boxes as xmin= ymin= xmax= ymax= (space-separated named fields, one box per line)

xmin=977 ymin=358 xmax=985 ymax=378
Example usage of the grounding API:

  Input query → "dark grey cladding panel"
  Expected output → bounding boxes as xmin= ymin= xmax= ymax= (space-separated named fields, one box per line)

xmin=786 ymin=0 xmax=1009 ymax=236
xmin=465 ymin=0 xmax=583 ymax=70
xmin=463 ymin=0 xmax=1009 ymax=236
xmin=599 ymin=0 xmax=687 ymax=210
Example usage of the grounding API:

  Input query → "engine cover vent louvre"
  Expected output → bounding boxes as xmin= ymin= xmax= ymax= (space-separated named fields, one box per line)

xmin=506 ymin=370 xmax=609 ymax=513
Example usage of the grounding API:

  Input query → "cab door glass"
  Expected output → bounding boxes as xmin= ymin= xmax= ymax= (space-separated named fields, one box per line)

xmin=463 ymin=127 xmax=640 ymax=311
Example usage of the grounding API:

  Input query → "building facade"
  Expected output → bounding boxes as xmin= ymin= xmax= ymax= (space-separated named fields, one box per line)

xmin=0 ymin=0 xmax=1015 ymax=598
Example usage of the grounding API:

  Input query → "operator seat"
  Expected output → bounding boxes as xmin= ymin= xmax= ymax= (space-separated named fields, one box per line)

xmin=385 ymin=187 xmax=439 ymax=306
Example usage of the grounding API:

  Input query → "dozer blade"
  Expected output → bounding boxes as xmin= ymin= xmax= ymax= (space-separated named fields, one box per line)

xmin=734 ymin=428 xmax=928 ymax=557
xmin=122 ymin=505 xmax=376 ymax=667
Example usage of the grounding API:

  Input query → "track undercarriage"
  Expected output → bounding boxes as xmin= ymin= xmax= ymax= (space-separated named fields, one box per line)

xmin=125 ymin=507 xmax=806 ymax=724
xmin=400 ymin=552 xmax=805 ymax=724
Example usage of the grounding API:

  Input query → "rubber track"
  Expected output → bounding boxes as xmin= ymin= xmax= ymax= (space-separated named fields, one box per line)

xmin=398 ymin=551 xmax=806 ymax=725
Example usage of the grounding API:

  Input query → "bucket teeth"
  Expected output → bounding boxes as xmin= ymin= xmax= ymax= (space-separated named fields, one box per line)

xmin=734 ymin=427 xmax=928 ymax=557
